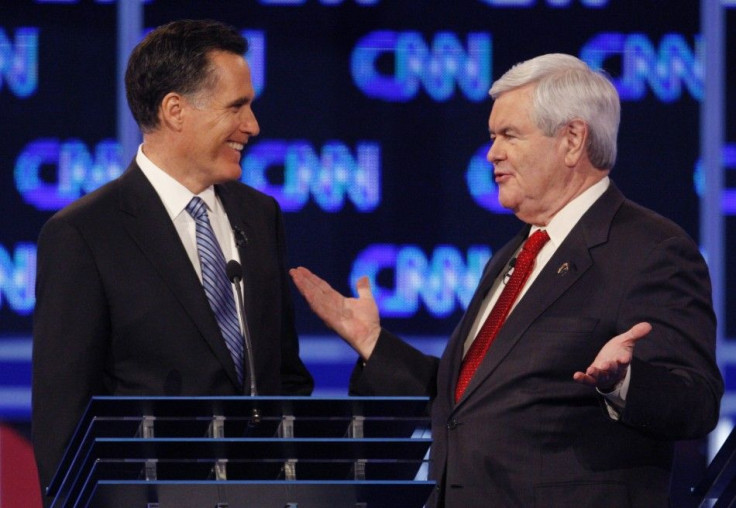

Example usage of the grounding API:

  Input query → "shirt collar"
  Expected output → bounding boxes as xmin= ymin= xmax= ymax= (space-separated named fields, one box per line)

xmin=530 ymin=176 xmax=610 ymax=248
xmin=136 ymin=144 xmax=216 ymax=219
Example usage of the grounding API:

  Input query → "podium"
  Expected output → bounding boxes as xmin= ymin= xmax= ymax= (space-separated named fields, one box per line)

xmin=47 ymin=396 xmax=434 ymax=507
xmin=692 ymin=429 xmax=736 ymax=507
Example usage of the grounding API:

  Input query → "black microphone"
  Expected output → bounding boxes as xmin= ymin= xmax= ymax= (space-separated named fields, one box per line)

xmin=503 ymin=257 xmax=516 ymax=285
xmin=226 ymin=260 xmax=259 ymax=403
xmin=233 ymin=227 xmax=248 ymax=248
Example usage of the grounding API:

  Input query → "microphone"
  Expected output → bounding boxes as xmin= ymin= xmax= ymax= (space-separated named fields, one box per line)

xmin=503 ymin=257 xmax=516 ymax=285
xmin=233 ymin=227 xmax=248 ymax=248
xmin=226 ymin=261 xmax=260 ymax=416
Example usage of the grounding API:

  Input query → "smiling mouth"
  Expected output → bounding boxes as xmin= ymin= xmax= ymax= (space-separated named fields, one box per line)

xmin=227 ymin=141 xmax=244 ymax=151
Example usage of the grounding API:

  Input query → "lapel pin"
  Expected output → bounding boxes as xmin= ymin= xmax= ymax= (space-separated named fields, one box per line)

xmin=557 ymin=262 xmax=570 ymax=276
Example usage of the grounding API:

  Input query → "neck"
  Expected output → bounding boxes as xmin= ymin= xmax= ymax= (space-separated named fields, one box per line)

xmin=521 ymin=171 xmax=608 ymax=226
xmin=141 ymin=137 xmax=208 ymax=194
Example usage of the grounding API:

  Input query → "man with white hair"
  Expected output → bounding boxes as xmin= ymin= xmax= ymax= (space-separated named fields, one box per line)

xmin=290 ymin=53 xmax=723 ymax=507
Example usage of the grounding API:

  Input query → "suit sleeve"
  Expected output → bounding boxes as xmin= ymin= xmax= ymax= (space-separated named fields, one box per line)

xmin=32 ymin=216 xmax=109 ymax=497
xmin=272 ymin=199 xmax=314 ymax=395
xmin=618 ymin=235 xmax=723 ymax=439
xmin=349 ymin=330 xmax=439 ymax=397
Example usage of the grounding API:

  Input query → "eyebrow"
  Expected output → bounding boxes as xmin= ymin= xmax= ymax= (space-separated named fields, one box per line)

xmin=490 ymin=126 xmax=516 ymax=137
xmin=226 ymin=96 xmax=251 ymax=108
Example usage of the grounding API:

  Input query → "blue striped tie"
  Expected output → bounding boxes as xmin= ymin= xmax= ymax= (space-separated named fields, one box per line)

xmin=186 ymin=197 xmax=244 ymax=385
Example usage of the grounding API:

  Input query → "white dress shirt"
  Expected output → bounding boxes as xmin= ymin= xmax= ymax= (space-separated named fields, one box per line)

xmin=136 ymin=145 xmax=241 ymax=277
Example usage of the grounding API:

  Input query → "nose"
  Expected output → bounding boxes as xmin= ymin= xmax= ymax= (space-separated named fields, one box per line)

xmin=487 ymin=141 xmax=499 ymax=164
xmin=241 ymin=107 xmax=260 ymax=137
xmin=487 ymin=138 xmax=508 ymax=165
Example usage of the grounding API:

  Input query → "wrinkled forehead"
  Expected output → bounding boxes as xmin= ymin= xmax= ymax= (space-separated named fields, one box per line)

xmin=488 ymin=86 xmax=536 ymax=129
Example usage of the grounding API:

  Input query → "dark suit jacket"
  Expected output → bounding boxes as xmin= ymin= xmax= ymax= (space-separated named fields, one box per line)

xmin=31 ymin=162 xmax=313 ymax=499
xmin=350 ymin=182 xmax=723 ymax=507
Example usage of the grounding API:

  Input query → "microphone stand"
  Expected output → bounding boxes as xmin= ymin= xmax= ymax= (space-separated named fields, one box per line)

xmin=226 ymin=260 xmax=260 ymax=424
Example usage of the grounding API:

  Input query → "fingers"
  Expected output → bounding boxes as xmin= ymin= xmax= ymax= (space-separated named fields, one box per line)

xmin=288 ymin=266 xmax=311 ymax=294
xmin=572 ymin=371 xmax=596 ymax=386
xmin=620 ymin=321 xmax=652 ymax=344
xmin=292 ymin=268 xmax=374 ymax=304
xmin=355 ymin=276 xmax=373 ymax=300
xmin=573 ymin=368 xmax=613 ymax=387
xmin=289 ymin=266 xmax=318 ymax=287
xmin=587 ymin=364 xmax=621 ymax=382
xmin=290 ymin=266 xmax=331 ymax=296
xmin=289 ymin=266 xmax=340 ymax=315
xmin=573 ymin=366 xmax=624 ymax=390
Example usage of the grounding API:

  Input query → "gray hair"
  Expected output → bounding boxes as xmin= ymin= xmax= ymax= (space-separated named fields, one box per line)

xmin=489 ymin=53 xmax=620 ymax=170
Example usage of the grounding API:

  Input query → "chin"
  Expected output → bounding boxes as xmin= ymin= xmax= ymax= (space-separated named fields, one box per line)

xmin=229 ymin=170 xmax=243 ymax=183
xmin=212 ymin=170 xmax=242 ymax=186
xmin=224 ymin=162 xmax=243 ymax=181
xmin=496 ymin=193 xmax=513 ymax=210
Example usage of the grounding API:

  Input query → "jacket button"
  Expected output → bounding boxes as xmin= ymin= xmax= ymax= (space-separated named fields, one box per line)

xmin=447 ymin=418 xmax=458 ymax=430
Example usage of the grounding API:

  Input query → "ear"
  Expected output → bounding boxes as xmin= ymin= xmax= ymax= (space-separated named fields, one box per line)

xmin=562 ymin=119 xmax=588 ymax=167
xmin=159 ymin=92 xmax=185 ymax=131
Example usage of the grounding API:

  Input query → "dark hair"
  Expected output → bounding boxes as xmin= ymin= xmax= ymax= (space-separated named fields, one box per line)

xmin=124 ymin=19 xmax=248 ymax=132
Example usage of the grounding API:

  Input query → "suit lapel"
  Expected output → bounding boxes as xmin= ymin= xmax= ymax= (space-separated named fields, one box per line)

xmin=116 ymin=163 xmax=241 ymax=387
xmin=453 ymin=183 xmax=626 ymax=406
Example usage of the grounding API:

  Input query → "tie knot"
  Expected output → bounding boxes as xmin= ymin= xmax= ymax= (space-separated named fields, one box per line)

xmin=522 ymin=230 xmax=550 ymax=257
xmin=186 ymin=196 xmax=207 ymax=220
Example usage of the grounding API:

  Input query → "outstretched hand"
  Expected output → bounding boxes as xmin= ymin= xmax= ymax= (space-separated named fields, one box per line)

xmin=573 ymin=322 xmax=652 ymax=391
xmin=289 ymin=266 xmax=381 ymax=360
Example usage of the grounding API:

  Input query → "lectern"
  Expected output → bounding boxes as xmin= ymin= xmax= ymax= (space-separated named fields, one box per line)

xmin=47 ymin=396 xmax=434 ymax=507
xmin=692 ymin=429 xmax=736 ymax=507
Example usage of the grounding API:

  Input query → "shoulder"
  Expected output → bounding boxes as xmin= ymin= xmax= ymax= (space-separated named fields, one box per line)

xmin=40 ymin=181 xmax=120 ymax=241
xmin=600 ymin=198 xmax=708 ymax=280
xmin=579 ymin=183 xmax=698 ymax=260
xmin=39 ymin=163 xmax=147 ymax=242
xmin=46 ymin=161 xmax=146 ymax=224
xmin=614 ymin=198 xmax=696 ymax=246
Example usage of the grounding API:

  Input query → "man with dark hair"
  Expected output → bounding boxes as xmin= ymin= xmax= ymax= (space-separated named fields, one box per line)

xmin=32 ymin=19 xmax=313 ymax=502
xmin=291 ymin=53 xmax=723 ymax=507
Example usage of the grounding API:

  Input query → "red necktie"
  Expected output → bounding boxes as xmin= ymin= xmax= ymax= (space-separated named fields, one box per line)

xmin=455 ymin=230 xmax=550 ymax=402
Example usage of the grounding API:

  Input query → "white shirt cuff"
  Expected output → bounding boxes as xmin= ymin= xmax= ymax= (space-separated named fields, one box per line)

xmin=598 ymin=364 xmax=631 ymax=420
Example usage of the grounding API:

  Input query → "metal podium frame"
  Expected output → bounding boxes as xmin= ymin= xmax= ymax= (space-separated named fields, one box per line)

xmin=47 ymin=396 xmax=434 ymax=508
xmin=693 ymin=427 xmax=736 ymax=507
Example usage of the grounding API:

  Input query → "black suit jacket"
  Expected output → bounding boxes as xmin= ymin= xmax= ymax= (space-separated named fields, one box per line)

xmin=31 ymin=162 xmax=313 ymax=498
xmin=351 ymin=182 xmax=723 ymax=507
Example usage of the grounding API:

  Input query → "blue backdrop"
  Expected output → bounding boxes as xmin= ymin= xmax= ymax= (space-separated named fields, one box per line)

xmin=1 ymin=2 xmax=734 ymax=503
